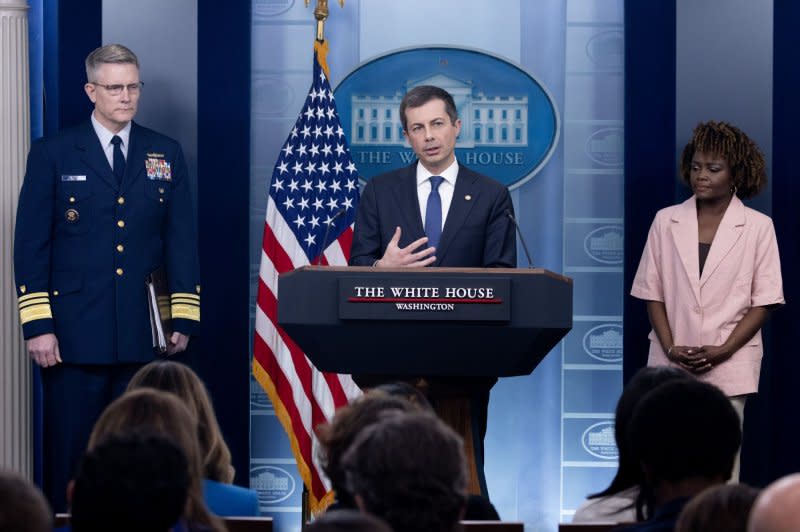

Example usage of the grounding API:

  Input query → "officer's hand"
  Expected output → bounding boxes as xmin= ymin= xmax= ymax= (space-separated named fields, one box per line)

xmin=375 ymin=227 xmax=436 ymax=268
xmin=167 ymin=332 xmax=190 ymax=355
xmin=27 ymin=333 xmax=62 ymax=367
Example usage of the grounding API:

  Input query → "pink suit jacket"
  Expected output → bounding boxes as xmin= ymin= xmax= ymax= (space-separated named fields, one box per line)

xmin=631 ymin=195 xmax=784 ymax=396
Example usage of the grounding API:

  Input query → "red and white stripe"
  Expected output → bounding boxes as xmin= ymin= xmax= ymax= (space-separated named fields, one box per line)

xmin=253 ymin=196 xmax=361 ymax=511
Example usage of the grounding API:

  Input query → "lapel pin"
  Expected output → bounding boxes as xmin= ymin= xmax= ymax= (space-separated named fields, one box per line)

xmin=465 ymin=195 xmax=472 ymax=201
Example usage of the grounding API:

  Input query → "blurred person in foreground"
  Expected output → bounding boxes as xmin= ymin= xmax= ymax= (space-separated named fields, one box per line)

xmin=317 ymin=391 xmax=419 ymax=510
xmin=341 ymin=411 xmax=468 ymax=532
xmin=747 ymin=474 xmax=800 ymax=532
xmin=0 ymin=470 xmax=52 ymax=532
xmin=617 ymin=379 xmax=741 ymax=532
xmin=70 ymin=432 xmax=189 ymax=532
xmin=675 ymin=483 xmax=759 ymax=532
xmin=127 ymin=360 xmax=258 ymax=516
xmin=87 ymin=388 xmax=225 ymax=532
xmin=573 ymin=367 xmax=691 ymax=524
xmin=305 ymin=509 xmax=392 ymax=532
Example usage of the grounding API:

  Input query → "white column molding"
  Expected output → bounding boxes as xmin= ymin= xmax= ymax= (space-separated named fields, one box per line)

xmin=0 ymin=0 xmax=32 ymax=478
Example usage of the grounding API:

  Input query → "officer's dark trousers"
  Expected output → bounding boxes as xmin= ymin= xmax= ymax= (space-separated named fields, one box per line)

xmin=40 ymin=363 xmax=142 ymax=512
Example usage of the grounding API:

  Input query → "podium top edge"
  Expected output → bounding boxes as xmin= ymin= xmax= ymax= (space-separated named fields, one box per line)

xmin=290 ymin=265 xmax=573 ymax=284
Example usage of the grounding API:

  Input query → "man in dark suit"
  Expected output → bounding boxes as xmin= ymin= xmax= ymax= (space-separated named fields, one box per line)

xmin=349 ymin=85 xmax=517 ymax=496
xmin=14 ymin=44 xmax=200 ymax=511
xmin=349 ymin=86 xmax=516 ymax=268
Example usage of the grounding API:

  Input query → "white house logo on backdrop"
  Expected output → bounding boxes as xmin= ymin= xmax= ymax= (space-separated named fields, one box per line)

xmin=350 ymin=74 xmax=529 ymax=150
xmin=249 ymin=378 xmax=273 ymax=412
xmin=583 ymin=324 xmax=623 ymax=363
xmin=584 ymin=225 xmax=623 ymax=264
xmin=251 ymin=465 xmax=296 ymax=504
xmin=252 ymin=0 xmax=294 ymax=18
xmin=581 ymin=421 xmax=618 ymax=460
xmin=585 ymin=127 xmax=624 ymax=166
xmin=334 ymin=47 xmax=560 ymax=190
xmin=586 ymin=31 xmax=624 ymax=69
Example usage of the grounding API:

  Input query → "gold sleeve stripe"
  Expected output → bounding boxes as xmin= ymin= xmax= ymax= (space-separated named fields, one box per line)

xmin=19 ymin=297 xmax=50 ymax=310
xmin=171 ymin=292 xmax=200 ymax=302
xmin=170 ymin=298 xmax=200 ymax=307
xmin=20 ymin=304 xmax=53 ymax=324
xmin=19 ymin=291 xmax=50 ymax=303
xmin=171 ymin=304 xmax=200 ymax=321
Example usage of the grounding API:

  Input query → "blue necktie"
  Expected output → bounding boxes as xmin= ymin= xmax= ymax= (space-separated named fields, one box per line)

xmin=425 ymin=176 xmax=444 ymax=250
xmin=111 ymin=135 xmax=125 ymax=184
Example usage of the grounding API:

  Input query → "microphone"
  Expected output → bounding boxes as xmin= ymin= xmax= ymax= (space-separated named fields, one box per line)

xmin=316 ymin=208 xmax=346 ymax=266
xmin=506 ymin=210 xmax=534 ymax=268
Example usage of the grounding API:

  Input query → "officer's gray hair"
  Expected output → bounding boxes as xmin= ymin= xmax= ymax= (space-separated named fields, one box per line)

xmin=85 ymin=44 xmax=139 ymax=82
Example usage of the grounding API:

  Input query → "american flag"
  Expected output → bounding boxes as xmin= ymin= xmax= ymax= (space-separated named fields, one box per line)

xmin=252 ymin=40 xmax=362 ymax=512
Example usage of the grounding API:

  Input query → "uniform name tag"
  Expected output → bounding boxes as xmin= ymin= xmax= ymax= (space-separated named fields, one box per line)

xmin=61 ymin=175 xmax=87 ymax=181
xmin=145 ymin=158 xmax=172 ymax=181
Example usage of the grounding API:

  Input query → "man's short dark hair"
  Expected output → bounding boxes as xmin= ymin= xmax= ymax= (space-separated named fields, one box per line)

xmin=71 ymin=432 xmax=190 ymax=532
xmin=629 ymin=379 xmax=741 ymax=484
xmin=400 ymin=85 xmax=458 ymax=132
xmin=316 ymin=392 xmax=418 ymax=509
xmin=342 ymin=411 xmax=467 ymax=532
xmin=0 ymin=470 xmax=52 ymax=532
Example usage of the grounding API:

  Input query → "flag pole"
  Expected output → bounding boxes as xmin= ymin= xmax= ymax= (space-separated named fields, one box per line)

xmin=285 ymin=1 xmax=351 ymax=526
xmin=305 ymin=0 xmax=345 ymax=42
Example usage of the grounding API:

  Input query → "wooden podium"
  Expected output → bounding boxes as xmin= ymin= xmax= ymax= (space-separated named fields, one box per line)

xmin=277 ymin=266 xmax=572 ymax=493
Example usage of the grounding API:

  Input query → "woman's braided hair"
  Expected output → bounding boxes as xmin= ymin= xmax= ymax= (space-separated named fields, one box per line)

xmin=679 ymin=121 xmax=767 ymax=199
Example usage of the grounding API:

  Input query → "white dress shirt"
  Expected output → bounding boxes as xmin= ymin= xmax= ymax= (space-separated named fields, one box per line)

xmin=90 ymin=112 xmax=131 ymax=171
xmin=416 ymin=159 xmax=458 ymax=231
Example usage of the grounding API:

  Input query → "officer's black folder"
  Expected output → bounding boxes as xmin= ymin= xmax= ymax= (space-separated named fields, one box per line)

xmin=146 ymin=267 xmax=172 ymax=353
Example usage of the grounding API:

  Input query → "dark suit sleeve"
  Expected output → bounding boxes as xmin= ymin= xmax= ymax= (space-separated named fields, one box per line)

xmin=14 ymin=139 xmax=57 ymax=339
xmin=164 ymin=144 xmax=201 ymax=335
xmin=349 ymin=179 xmax=382 ymax=266
xmin=482 ymin=185 xmax=517 ymax=268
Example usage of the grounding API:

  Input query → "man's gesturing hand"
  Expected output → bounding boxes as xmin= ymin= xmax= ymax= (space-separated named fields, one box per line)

xmin=374 ymin=227 xmax=436 ymax=268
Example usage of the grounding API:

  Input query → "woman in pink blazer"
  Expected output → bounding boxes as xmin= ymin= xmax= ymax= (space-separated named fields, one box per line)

xmin=632 ymin=122 xmax=784 ymax=453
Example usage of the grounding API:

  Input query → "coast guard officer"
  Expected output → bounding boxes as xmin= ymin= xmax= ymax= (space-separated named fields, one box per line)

xmin=14 ymin=44 xmax=200 ymax=511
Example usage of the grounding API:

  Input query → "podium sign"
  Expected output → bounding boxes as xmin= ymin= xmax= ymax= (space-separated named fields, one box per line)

xmin=338 ymin=276 xmax=511 ymax=321
xmin=278 ymin=266 xmax=572 ymax=378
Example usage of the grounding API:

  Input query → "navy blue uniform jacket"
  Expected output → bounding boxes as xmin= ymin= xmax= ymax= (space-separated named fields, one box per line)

xmin=14 ymin=121 xmax=200 ymax=364
xmin=349 ymin=162 xmax=517 ymax=267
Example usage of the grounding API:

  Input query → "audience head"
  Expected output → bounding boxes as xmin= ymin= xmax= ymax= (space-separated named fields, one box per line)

xmin=371 ymin=381 xmax=433 ymax=410
xmin=306 ymin=509 xmax=393 ymax=532
xmin=127 ymin=360 xmax=234 ymax=482
xmin=629 ymin=379 xmax=741 ymax=505
xmin=342 ymin=411 xmax=468 ymax=532
xmin=675 ymin=483 xmax=759 ymax=532
xmin=0 ymin=470 xmax=52 ymax=532
xmin=679 ymin=120 xmax=766 ymax=199
xmin=317 ymin=391 xmax=419 ymax=508
xmin=591 ymin=366 xmax=691 ymax=499
xmin=70 ymin=432 xmax=190 ymax=532
xmin=747 ymin=474 xmax=800 ymax=532
xmin=88 ymin=388 xmax=222 ymax=531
